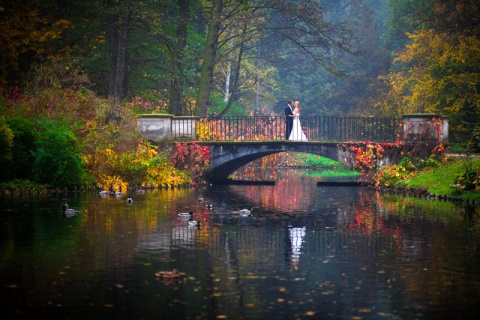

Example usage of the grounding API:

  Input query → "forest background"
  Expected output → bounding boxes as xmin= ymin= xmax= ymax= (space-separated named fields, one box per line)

xmin=0 ymin=0 xmax=479 ymax=192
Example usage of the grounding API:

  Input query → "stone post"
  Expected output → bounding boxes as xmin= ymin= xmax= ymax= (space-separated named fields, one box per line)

xmin=402 ymin=114 xmax=449 ymax=143
xmin=137 ymin=114 xmax=172 ymax=142
xmin=137 ymin=114 xmax=198 ymax=141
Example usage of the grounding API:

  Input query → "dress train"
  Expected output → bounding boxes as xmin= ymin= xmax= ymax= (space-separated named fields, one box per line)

xmin=289 ymin=114 xmax=308 ymax=141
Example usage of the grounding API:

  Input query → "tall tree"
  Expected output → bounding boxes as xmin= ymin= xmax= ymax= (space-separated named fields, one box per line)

xmin=0 ymin=0 xmax=71 ymax=86
xmin=376 ymin=0 xmax=480 ymax=143
xmin=168 ymin=0 xmax=190 ymax=115
xmin=195 ymin=0 xmax=224 ymax=117
xmin=107 ymin=1 xmax=131 ymax=104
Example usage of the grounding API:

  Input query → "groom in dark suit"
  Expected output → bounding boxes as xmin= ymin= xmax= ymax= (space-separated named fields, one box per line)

xmin=285 ymin=100 xmax=295 ymax=140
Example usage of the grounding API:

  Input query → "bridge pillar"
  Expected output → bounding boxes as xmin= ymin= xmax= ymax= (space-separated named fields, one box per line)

xmin=137 ymin=114 xmax=198 ymax=141
xmin=402 ymin=114 xmax=448 ymax=143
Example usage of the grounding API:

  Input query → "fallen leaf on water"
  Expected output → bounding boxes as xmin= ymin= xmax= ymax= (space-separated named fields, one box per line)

xmin=5 ymin=284 xmax=18 ymax=288
xmin=246 ymin=303 xmax=254 ymax=307
xmin=305 ymin=311 xmax=315 ymax=316
xmin=359 ymin=308 xmax=371 ymax=313
xmin=277 ymin=298 xmax=285 ymax=303
xmin=377 ymin=312 xmax=394 ymax=317
xmin=115 ymin=284 xmax=124 ymax=288
xmin=279 ymin=287 xmax=287 ymax=292
xmin=216 ymin=315 xmax=227 ymax=319
xmin=104 ymin=304 xmax=114 ymax=308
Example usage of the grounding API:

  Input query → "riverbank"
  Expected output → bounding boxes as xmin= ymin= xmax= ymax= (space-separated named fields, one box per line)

xmin=383 ymin=154 xmax=480 ymax=202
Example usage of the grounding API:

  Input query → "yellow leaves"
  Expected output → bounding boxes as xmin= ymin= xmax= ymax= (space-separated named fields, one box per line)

xmin=96 ymin=174 xmax=128 ymax=192
xmin=384 ymin=28 xmax=480 ymax=119
xmin=196 ymin=119 xmax=213 ymax=141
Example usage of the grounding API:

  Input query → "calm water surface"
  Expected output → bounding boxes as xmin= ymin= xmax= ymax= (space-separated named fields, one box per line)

xmin=1 ymin=170 xmax=480 ymax=319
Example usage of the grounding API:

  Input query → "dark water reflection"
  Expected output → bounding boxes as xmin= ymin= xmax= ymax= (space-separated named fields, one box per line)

xmin=1 ymin=170 xmax=480 ymax=319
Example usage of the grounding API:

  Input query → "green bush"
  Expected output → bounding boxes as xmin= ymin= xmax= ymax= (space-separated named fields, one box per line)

xmin=468 ymin=126 xmax=480 ymax=153
xmin=33 ymin=120 xmax=89 ymax=187
xmin=453 ymin=156 xmax=479 ymax=191
xmin=6 ymin=117 xmax=38 ymax=180
xmin=0 ymin=116 xmax=14 ymax=181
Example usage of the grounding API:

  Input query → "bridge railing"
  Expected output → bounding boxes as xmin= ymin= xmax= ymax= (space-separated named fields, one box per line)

xmin=197 ymin=116 xmax=400 ymax=142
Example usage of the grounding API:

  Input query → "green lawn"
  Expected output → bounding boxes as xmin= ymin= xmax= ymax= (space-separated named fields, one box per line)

xmin=400 ymin=156 xmax=480 ymax=200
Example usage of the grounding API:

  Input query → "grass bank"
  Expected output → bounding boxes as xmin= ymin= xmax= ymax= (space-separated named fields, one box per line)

xmin=394 ymin=155 xmax=480 ymax=201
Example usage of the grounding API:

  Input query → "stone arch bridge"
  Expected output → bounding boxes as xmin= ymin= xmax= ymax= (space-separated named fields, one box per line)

xmin=201 ymin=141 xmax=357 ymax=182
xmin=137 ymin=114 xmax=449 ymax=183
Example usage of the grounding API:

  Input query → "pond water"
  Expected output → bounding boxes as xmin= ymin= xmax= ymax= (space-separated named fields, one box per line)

xmin=1 ymin=170 xmax=480 ymax=319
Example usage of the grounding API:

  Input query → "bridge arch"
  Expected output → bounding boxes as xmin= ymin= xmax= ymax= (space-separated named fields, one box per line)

xmin=202 ymin=142 xmax=353 ymax=182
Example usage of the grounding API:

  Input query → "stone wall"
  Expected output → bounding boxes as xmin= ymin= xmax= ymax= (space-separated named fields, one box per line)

xmin=137 ymin=114 xmax=198 ymax=142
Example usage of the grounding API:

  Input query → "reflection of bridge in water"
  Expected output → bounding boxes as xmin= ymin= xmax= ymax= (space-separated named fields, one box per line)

xmin=135 ymin=180 xmax=425 ymax=282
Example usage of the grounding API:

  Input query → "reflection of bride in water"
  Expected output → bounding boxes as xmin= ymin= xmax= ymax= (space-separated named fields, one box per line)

xmin=289 ymin=226 xmax=306 ymax=270
xmin=288 ymin=101 xmax=308 ymax=141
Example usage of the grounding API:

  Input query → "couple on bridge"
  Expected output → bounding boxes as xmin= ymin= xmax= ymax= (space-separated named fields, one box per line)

xmin=285 ymin=100 xmax=308 ymax=141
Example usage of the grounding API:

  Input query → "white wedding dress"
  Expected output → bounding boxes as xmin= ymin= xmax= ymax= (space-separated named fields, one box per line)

xmin=289 ymin=111 xmax=308 ymax=141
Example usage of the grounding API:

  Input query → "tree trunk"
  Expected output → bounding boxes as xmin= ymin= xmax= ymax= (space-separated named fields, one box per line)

xmin=216 ymin=24 xmax=246 ymax=118
xmin=254 ymin=38 xmax=261 ymax=109
xmin=169 ymin=0 xmax=189 ymax=116
xmin=223 ymin=36 xmax=233 ymax=103
xmin=112 ymin=14 xmax=129 ymax=104
xmin=108 ymin=14 xmax=118 ymax=100
xmin=195 ymin=0 xmax=223 ymax=117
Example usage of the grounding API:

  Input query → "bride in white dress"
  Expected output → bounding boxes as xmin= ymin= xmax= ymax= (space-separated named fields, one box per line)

xmin=288 ymin=101 xmax=308 ymax=141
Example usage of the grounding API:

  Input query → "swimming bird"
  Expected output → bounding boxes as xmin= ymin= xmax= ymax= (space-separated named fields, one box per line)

xmin=62 ymin=203 xmax=79 ymax=217
xmin=63 ymin=208 xmax=79 ymax=217
xmin=178 ymin=211 xmax=194 ymax=218
xmin=238 ymin=209 xmax=251 ymax=217
xmin=155 ymin=268 xmax=181 ymax=280
xmin=188 ymin=217 xmax=201 ymax=227
xmin=198 ymin=197 xmax=204 ymax=202
xmin=98 ymin=190 xmax=109 ymax=196
xmin=127 ymin=197 xmax=133 ymax=205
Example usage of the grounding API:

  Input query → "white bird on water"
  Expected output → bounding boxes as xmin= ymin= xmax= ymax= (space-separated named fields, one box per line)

xmin=188 ymin=218 xmax=201 ymax=227
xmin=238 ymin=209 xmax=251 ymax=217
